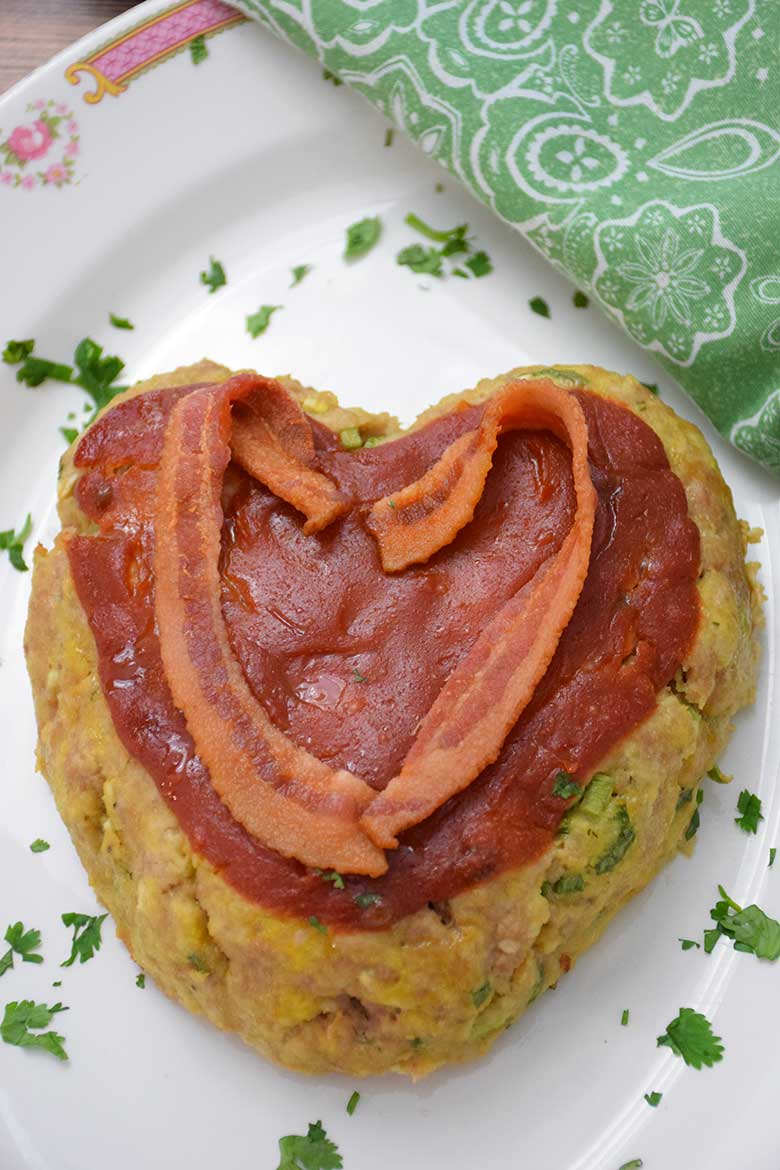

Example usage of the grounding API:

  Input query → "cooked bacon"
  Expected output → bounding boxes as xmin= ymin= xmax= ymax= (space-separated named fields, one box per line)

xmin=154 ymin=374 xmax=385 ymax=875
xmin=230 ymin=379 xmax=348 ymax=533
xmin=360 ymin=379 xmax=597 ymax=848
xmin=153 ymin=371 xmax=595 ymax=872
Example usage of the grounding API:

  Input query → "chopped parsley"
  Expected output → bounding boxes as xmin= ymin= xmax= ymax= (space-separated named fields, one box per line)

xmin=277 ymin=1120 xmax=342 ymax=1170
xmin=551 ymin=771 xmax=581 ymax=800
xmin=136 ymin=973 xmax=145 ymax=989
xmin=643 ymin=382 xmax=660 ymax=396
xmin=29 ymin=839 xmax=50 ymax=853
xmin=472 ymin=981 xmax=491 ymax=1008
xmin=594 ymin=805 xmax=635 ymax=874
xmin=384 ymin=128 xmax=394 ymax=147
xmin=706 ymin=885 xmax=780 ymax=960
xmin=529 ymin=296 xmax=551 ymax=318
xmin=463 ymin=250 xmax=493 ymax=278
xmin=1 ymin=1000 xmax=68 ymax=1061
xmin=60 ymin=912 xmax=107 ymax=967
xmin=339 ymin=427 xmax=363 ymax=450
xmin=397 ymin=244 xmax=444 ymax=277
xmin=0 ymin=922 xmax=43 ymax=977
xmin=290 ymin=264 xmax=312 ymax=287
xmin=572 ymin=290 xmax=589 ymax=309
xmin=656 ymin=1007 xmax=723 ymax=1069
xmin=644 ymin=1091 xmax=662 ymax=1108
xmin=619 ymin=1162 xmax=643 ymax=1170
xmin=9 ymin=336 xmax=128 ymax=442
xmin=621 ymin=1008 xmax=629 ymax=1026
xmin=246 ymin=305 xmax=282 ymax=339
xmin=200 ymin=256 xmax=226 ymax=294
xmin=190 ymin=34 xmax=208 ymax=64
xmin=109 ymin=313 xmax=134 ymax=330
xmin=346 ymin=1090 xmax=360 ymax=1115
xmin=309 ymin=916 xmax=328 ymax=934
xmin=322 ymin=68 xmax=342 ymax=86
xmin=188 ymin=953 xmax=209 ymax=972
xmin=314 ymin=869 xmax=345 ymax=890
xmin=2 ymin=338 xmax=34 ymax=363
xmin=735 ymin=789 xmax=763 ymax=834
xmin=770 ymin=847 xmax=777 ymax=868
xmin=353 ymin=892 xmax=382 ymax=910
xmin=0 ymin=513 xmax=32 ymax=572
xmin=344 ymin=216 xmax=381 ymax=260
xmin=14 ymin=354 xmax=73 ymax=386
xmin=397 ymin=213 xmax=491 ymax=281
xmin=679 ymin=938 xmax=700 ymax=951
xmin=352 ymin=669 xmax=366 ymax=683
xmin=60 ymin=427 xmax=79 ymax=445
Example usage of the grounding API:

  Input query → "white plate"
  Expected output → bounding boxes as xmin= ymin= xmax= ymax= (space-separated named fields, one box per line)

xmin=0 ymin=6 xmax=777 ymax=1169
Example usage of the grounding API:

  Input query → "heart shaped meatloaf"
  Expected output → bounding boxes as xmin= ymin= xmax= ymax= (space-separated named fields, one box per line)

xmin=25 ymin=361 xmax=762 ymax=1077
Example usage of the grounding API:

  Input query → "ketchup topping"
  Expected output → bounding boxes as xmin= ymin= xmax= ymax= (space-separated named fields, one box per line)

xmin=67 ymin=383 xmax=700 ymax=929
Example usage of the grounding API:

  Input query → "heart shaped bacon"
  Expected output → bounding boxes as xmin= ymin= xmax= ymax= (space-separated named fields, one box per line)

xmin=153 ymin=375 xmax=595 ymax=872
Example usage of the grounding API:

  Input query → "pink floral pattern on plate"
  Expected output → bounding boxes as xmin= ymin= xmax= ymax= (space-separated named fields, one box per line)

xmin=0 ymin=100 xmax=80 ymax=191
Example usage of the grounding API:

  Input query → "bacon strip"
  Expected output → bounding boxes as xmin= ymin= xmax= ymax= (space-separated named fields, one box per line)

xmin=154 ymin=374 xmax=386 ymax=875
xmin=230 ymin=379 xmax=348 ymax=533
xmin=360 ymin=379 xmax=596 ymax=848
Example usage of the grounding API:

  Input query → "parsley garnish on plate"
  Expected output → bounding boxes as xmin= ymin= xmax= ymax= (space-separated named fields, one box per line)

xmin=529 ymin=296 xmax=551 ymax=318
xmin=572 ymin=290 xmax=589 ymax=309
xmin=2 ymin=338 xmax=34 ymax=364
xmin=643 ymin=382 xmax=660 ymax=396
xmin=0 ymin=513 xmax=32 ymax=572
xmin=309 ymin=916 xmax=327 ymax=935
xmin=190 ymin=34 xmax=208 ymax=64
xmin=200 ymin=256 xmax=227 ymax=294
xmin=352 ymin=669 xmax=366 ymax=683
xmin=644 ymin=1091 xmax=662 ymax=1107
xmin=657 ymin=1007 xmax=724 ymax=1069
xmin=1 ymin=1000 xmax=68 ymax=1061
xmin=322 ymin=69 xmax=343 ymax=86
xmin=706 ymin=885 xmax=780 ymax=960
xmin=735 ymin=789 xmax=763 ymax=834
xmin=30 ymin=839 xmax=50 ymax=853
xmin=346 ymin=1090 xmax=360 ymax=1116
xmin=109 ymin=313 xmax=134 ymax=330
xmin=136 ymin=973 xmax=145 ymax=989
xmin=770 ymin=847 xmax=777 ymax=868
xmin=7 ymin=337 xmax=128 ymax=435
xmin=619 ymin=1161 xmax=643 ymax=1170
xmin=344 ymin=216 xmax=382 ymax=260
xmin=290 ymin=264 xmax=312 ymax=287
xmin=277 ymin=1120 xmax=342 ymax=1170
xmin=0 ymin=922 xmax=43 ymax=977
xmin=621 ymin=1008 xmax=629 ymax=1026
xmin=384 ymin=128 xmax=394 ymax=147
xmin=60 ymin=912 xmax=107 ymax=967
xmin=397 ymin=213 xmax=491 ymax=281
xmin=246 ymin=305 xmax=282 ymax=339
xmin=552 ymin=771 xmax=582 ymax=800
xmin=679 ymin=938 xmax=700 ymax=951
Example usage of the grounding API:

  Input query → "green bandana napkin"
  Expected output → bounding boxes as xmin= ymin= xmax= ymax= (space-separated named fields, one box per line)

xmin=234 ymin=0 xmax=780 ymax=475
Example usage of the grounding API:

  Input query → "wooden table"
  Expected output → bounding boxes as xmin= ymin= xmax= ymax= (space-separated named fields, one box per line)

xmin=0 ymin=0 xmax=138 ymax=95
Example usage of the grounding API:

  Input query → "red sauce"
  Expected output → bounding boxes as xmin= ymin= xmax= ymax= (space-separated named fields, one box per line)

xmin=68 ymin=385 xmax=700 ymax=929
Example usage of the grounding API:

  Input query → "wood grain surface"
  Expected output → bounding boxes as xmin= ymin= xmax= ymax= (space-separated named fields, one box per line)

xmin=0 ymin=0 xmax=138 ymax=95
